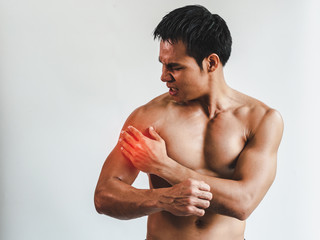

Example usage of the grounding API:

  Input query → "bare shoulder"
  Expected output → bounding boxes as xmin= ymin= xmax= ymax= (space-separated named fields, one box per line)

xmin=122 ymin=93 xmax=171 ymax=133
xmin=232 ymin=90 xmax=284 ymax=139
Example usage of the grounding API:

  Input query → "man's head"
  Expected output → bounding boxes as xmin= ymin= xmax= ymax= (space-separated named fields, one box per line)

xmin=153 ymin=5 xmax=232 ymax=69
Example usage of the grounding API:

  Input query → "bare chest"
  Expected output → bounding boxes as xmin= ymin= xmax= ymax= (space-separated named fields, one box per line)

xmin=157 ymin=111 xmax=247 ymax=179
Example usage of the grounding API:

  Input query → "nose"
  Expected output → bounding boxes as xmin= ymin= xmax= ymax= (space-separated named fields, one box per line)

xmin=161 ymin=66 xmax=174 ymax=82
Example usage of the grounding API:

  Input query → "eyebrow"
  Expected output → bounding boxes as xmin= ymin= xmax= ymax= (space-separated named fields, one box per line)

xmin=158 ymin=57 xmax=183 ymax=68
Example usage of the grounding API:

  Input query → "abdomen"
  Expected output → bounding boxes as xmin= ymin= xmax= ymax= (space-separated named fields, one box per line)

xmin=146 ymin=211 xmax=245 ymax=240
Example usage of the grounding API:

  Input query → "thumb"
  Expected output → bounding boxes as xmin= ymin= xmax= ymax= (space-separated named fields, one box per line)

xmin=149 ymin=126 xmax=162 ymax=141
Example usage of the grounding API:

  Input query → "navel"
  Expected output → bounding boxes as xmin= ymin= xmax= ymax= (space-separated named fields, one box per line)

xmin=195 ymin=218 xmax=206 ymax=228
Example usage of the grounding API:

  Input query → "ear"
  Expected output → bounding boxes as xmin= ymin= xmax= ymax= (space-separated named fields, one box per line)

xmin=206 ymin=54 xmax=220 ymax=72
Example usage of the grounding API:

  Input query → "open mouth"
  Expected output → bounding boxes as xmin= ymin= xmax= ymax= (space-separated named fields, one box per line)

xmin=169 ymin=87 xmax=178 ymax=96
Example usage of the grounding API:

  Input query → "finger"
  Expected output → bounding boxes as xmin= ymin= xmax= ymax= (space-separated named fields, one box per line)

xmin=196 ymin=209 xmax=205 ymax=217
xmin=127 ymin=126 xmax=144 ymax=141
xmin=197 ymin=191 xmax=213 ymax=201
xmin=194 ymin=198 xmax=211 ymax=209
xmin=121 ymin=131 xmax=138 ymax=147
xmin=119 ymin=139 xmax=135 ymax=156
xmin=197 ymin=181 xmax=211 ymax=192
xmin=120 ymin=146 xmax=133 ymax=162
xmin=188 ymin=206 xmax=205 ymax=217
xmin=148 ymin=126 xmax=162 ymax=141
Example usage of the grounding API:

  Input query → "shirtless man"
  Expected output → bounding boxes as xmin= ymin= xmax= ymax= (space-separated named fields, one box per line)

xmin=94 ymin=5 xmax=283 ymax=240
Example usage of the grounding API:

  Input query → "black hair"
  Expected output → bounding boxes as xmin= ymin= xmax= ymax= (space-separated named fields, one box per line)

xmin=153 ymin=5 xmax=232 ymax=68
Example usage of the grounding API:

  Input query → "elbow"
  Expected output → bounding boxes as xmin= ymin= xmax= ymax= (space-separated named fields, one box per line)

xmin=234 ymin=208 xmax=251 ymax=221
xmin=94 ymin=186 xmax=115 ymax=216
xmin=94 ymin=189 xmax=106 ymax=214
xmin=94 ymin=188 xmax=131 ymax=220
xmin=234 ymin=195 xmax=255 ymax=221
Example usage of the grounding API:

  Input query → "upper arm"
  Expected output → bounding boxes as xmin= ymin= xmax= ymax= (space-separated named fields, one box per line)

xmin=96 ymin=107 xmax=146 ymax=189
xmin=96 ymin=98 xmax=163 ymax=190
xmin=97 ymin=142 xmax=140 ymax=187
xmin=232 ymin=109 xmax=284 ymax=207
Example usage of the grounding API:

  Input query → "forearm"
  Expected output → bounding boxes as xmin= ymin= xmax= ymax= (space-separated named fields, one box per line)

xmin=157 ymin=158 xmax=252 ymax=220
xmin=94 ymin=177 xmax=161 ymax=220
xmin=94 ymin=176 xmax=212 ymax=219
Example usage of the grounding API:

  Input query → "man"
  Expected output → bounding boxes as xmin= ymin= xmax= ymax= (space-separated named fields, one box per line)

xmin=94 ymin=5 xmax=283 ymax=240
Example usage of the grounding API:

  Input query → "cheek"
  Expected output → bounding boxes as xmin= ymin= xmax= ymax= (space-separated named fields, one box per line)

xmin=178 ymin=70 xmax=195 ymax=83
xmin=176 ymin=70 xmax=206 ymax=91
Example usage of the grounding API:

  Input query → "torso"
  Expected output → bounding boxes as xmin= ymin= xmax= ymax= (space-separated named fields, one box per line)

xmin=134 ymin=92 xmax=269 ymax=240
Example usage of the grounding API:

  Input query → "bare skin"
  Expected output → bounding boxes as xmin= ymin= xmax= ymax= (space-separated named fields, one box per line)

xmin=94 ymin=40 xmax=284 ymax=240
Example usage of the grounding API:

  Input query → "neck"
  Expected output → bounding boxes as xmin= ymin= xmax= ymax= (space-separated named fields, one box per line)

xmin=197 ymin=69 xmax=234 ymax=119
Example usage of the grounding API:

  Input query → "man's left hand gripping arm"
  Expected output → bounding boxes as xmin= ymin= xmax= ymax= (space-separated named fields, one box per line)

xmin=119 ymin=109 xmax=284 ymax=220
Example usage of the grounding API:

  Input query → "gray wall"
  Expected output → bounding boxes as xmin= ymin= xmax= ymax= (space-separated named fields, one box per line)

xmin=1 ymin=0 xmax=319 ymax=239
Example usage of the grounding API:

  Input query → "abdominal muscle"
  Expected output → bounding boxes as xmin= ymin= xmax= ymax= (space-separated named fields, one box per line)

xmin=146 ymin=174 xmax=246 ymax=240
xmin=146 ymin=210 xmax=245 ymax=240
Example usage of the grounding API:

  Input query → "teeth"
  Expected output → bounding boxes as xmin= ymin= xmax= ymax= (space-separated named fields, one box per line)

xmin=170 ymin=88 xmax=178 ymax=91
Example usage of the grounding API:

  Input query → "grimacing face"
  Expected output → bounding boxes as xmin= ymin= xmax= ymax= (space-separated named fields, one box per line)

xmin=159 ymin=40 xmax=210 ymax=103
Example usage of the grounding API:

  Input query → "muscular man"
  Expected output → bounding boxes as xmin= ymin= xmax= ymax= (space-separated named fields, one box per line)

xmin=94 ymin=5 xmax=283 ymax=240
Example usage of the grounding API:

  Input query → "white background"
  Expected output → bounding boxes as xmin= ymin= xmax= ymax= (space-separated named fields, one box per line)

xmin=1 ymin=0 xmax=319 ymax=239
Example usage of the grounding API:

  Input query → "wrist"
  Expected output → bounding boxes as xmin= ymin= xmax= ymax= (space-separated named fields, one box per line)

xmin=152 ymin=155 xmax=171 ymax=176
xmin=150 ymin=188 xmax=166 ymax=211
xmin=156 ymin=157 xmax=181 ymax=184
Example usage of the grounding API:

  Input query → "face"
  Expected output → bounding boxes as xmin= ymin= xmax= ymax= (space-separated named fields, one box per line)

xmin=159 ymin=40 xmax=210 ymax=103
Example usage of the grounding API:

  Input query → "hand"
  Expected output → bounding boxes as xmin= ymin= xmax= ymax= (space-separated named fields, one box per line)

xmin=158 ymin=178 xmax=213 ymax=217
xmin=119 ymin=126 xmax=169 ymax=174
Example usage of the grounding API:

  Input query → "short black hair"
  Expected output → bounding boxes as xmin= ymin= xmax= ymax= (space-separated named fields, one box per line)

xmin=153 ymin=5 xmax=232 ymax=68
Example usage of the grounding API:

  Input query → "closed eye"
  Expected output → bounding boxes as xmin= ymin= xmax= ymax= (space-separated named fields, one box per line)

xmin=168 ymin=64 xmax=184 ymax=71
xmin=172 ymin=67 xmax=183 ymax=71
xmin=158 ymin=58 xmax=184 ymax=71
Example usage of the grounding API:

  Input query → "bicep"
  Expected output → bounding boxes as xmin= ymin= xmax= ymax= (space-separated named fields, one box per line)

xmin=96 ymin=104 xmax=157 ymax=187
xmin=97 ymin=143 xmax=140 ymax=186
xmin=233 ymin=109 xmax=284 ymax=201
xmin=96 ymin=110 xmax=145 ymax=187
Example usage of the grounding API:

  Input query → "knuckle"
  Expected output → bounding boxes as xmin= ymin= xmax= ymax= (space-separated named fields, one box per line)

xmin=124 ymin=132 xmax=130 ymax=139
xmin=186 ymin=178 xmax=193 ymax=184
xmin=187 ymin=187 xmax=195 ymax=196
xmin=200 ymin=181 xmax=208 ymax=188
xmin=186 ymin=197 xmax=194 ymax=205
xmin=186 ymin=205 xmax=194 ymax=213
